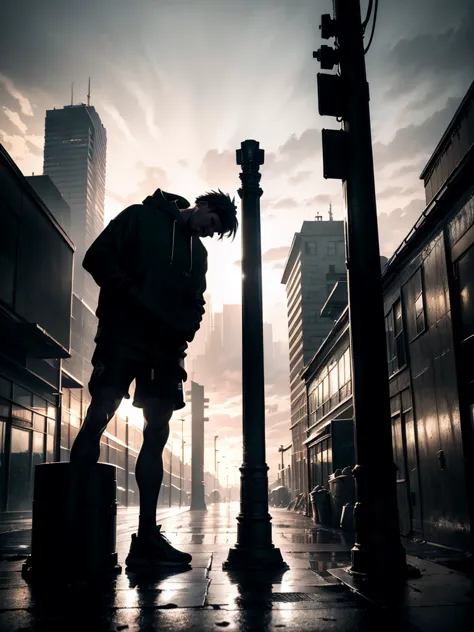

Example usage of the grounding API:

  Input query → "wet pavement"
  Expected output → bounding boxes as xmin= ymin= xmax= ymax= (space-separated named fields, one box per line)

xmin=0 ymin=503 xmax=472 ymax=631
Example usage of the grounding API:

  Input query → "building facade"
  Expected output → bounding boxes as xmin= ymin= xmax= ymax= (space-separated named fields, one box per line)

xmin=0 ymin=144 xmax=73 ymax=512
xmin=301 ymin=81 xmax=474 ymax=551
xmin=26 ymin=175 xmax=71 ymax=236
xmin=281 ymin=218 xmax=345 ymax=498
xmin=43 ymin=103 xmax=107 ymax=309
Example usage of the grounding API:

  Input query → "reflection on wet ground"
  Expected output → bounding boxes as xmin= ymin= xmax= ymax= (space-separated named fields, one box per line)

xmin=1 ymin=503 xmax=471 ymax=631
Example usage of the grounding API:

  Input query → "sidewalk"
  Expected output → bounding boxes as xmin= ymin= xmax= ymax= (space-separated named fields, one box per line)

xmin=0 ymin=503 xmax=472 ymax=631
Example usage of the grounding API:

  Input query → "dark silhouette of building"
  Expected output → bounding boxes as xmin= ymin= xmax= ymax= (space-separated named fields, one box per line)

xmin=0 ymin=143 xmax=73 ymax=511
xmin=26 ymin=175 xmax=71 ymax=236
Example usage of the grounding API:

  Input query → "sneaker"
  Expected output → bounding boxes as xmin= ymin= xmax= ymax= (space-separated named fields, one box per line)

xmin=125 ymin=525 xmax=192 ymax=568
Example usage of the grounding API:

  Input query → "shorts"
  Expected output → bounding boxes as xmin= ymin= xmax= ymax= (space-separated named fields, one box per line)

xmin=88 ymin=346 xmax=186 ymax=410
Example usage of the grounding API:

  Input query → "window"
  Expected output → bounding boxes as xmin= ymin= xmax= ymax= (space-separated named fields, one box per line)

xmin=324 ymin=375 xmax=331 ymax=402
xmin=305 ymin=241 xmax=317 ymax=255
xmin=327 ymin=242 xmax=336 ymax=256
xmin=394 ymin=299 xmax=406 ymax=368
xmin=411 ymin=267 xmax=426 ymax=338
xmin=385 ymin=298 xmax=407 ymax=375
xmin=8 ymin=428 xmax=31 ymax=511
xmin=414 ymin=293 xmax=425 ymax=335
xmin=329 ymin=365 xmax=339 ymax=396
xmin=344 ymin=349 xmax=351 ymax=384
xmin=455 ymin=244 xmax=474 ymax=340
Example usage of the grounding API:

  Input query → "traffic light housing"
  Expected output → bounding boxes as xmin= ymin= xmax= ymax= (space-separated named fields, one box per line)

xmin=321 ymin=130 xmax=347 ymax=180
xmin=314 ymin=5 xmax=349 ymax=180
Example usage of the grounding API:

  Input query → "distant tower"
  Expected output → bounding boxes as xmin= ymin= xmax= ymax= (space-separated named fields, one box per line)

xmin=281 ymin=218 xmax=345 ymax=498
xmin=87 ymin=77 xmax=91 ymax=107
xmin=43 ymin=98 xmax=107 ymax=308
xmin=329 ymin=202 xmax=334 ymax=221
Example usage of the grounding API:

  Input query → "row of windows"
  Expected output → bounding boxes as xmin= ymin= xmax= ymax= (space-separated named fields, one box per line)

xmin=304 ymin=240 xmax=343 ymax=257
xmin=0 ymin=378 xmax=57 ymax=423
xmin=308 ymin=348 xmax=352 ymax=414
xmin=385 ymin=266 xmax=427 ymax=377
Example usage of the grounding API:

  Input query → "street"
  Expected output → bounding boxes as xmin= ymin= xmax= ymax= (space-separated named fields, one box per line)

xmin=0 ymin=504 xmax=472 ymax=631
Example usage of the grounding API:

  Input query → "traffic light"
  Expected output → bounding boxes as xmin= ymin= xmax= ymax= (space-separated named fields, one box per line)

xmin=314 ymin=9 xmax=349 ymax=181
xmin=315 ymin=0 xmax=375 ymax=182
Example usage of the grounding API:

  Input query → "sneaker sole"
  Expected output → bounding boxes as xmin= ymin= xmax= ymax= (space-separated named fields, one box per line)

xmin=125 ymin=556 xmax=192 ymax=569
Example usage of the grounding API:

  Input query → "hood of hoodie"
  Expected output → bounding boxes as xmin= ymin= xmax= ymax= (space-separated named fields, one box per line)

xmin=142 ymin=188 xmax=194 ymax=271
xmin=142 ymin=188 xmax=191 ymax=217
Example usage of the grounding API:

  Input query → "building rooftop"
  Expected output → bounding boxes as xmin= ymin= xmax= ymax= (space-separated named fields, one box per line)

xmin=420 ymin=80 xmax=474 ymax=180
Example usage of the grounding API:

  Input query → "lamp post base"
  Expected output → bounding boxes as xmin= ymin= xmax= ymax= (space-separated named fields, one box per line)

xmin=223 ymin=545 xmax=287 ymax=571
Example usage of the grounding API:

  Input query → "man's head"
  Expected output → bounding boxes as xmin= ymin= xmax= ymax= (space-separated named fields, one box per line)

xmin=187 ymin=189 xmax=238 ymax=240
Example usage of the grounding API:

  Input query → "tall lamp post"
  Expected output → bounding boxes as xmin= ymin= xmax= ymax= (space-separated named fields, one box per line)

xmin=224 ymin=139 xmax=286 ymax=571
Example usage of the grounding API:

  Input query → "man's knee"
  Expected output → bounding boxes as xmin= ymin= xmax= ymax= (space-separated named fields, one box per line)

xmin=142 ymin=398 xmax=174 ymax=446
xmin=87 ymin=386 xmax=123 ymax=421
xmin=143 ymin=398 xmax=174 ymax=425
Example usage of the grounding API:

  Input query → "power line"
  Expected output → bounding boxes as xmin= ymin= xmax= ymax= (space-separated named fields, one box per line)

xmin=362 ymin=0 xmax=374 ymax=32
xmin=364 ymin=0 xmax=378 ymax=54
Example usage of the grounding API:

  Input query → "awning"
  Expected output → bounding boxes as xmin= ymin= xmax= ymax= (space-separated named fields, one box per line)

xmin=61 ymin=366 xmax=83 ymax=389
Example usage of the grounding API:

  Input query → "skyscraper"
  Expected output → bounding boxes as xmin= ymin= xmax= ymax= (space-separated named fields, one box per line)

xmin=43 ymin=103 xmax=107 ymax=309
xmin=281 ymin=218 xmax=345 ymax=496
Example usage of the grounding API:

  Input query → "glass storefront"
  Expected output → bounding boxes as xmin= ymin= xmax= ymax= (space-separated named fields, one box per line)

xmin=8 ymin=427 xmax=31 ymax=511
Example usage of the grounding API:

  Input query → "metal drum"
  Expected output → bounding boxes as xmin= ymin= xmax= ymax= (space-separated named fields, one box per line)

xmin=22 ymin=462 xmax=121 ymax=579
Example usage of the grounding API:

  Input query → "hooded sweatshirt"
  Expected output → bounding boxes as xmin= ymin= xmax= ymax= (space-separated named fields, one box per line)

xmin=82 ymin=189 xmax=208 ymax=362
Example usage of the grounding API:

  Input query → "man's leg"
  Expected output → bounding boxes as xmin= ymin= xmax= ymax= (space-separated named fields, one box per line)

xmin=70 ymin=386 xmax=123 ymax=465
xmin=135 ymin=397 xmax=174 ymax=537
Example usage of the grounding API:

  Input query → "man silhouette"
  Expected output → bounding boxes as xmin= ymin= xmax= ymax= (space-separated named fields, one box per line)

xmin=70 ymin=188 xmax=238 ymax=568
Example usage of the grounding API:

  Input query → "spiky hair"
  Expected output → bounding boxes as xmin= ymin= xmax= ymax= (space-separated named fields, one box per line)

xmin=195 ymin=189 xmax=238 ymax=241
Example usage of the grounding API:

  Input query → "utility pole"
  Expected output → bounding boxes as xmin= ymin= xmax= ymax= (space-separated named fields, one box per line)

xmin=314 ymin=0 xmax=406 ymax=581
xmin=224 ymin=140 xmax=286 ymax=571
xmin=186 ymin=381 xmax=209 ymax=510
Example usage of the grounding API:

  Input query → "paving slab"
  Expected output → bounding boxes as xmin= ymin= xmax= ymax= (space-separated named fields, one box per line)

xmin=0 ymin=503 xmax=471 ymax=631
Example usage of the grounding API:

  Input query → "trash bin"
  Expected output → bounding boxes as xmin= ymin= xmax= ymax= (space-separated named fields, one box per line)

xmin=328 ymin=472 xmax=355 ymax=528
xmin=313 ymin=489 xmax=331 ymax=526
xmin=310 ymin=486 xmax=322 ymax=523
xmin=22 ymin=462 xmax=121 ymax=580
xmin=340 ymin=503 xmax=355 ymax=530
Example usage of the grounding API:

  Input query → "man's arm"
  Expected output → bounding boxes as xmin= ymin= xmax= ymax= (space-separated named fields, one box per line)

xmin=83 ymin=205 xmax=146 ymax=308
xmin=183 ymin=257 xmax=208 ymax=343
xmin=194 ymin=257 xmax=207 ymax=320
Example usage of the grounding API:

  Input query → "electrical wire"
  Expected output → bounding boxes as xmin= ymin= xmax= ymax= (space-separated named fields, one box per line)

xmin=363 ymin=0 xmax=378 ymax=54
xmin=362 ymin=0 xmax=374 ymax=32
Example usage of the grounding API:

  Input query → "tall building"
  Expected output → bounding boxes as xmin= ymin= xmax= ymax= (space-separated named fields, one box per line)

xmin=281 ymin=217 xmax=345 ymax=497
xmin=43 ymin=103 xmax=107 ymax=309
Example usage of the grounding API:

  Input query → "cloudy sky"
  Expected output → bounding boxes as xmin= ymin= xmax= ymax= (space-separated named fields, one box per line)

xmin=1 ymin=0 xmax=473 ymax=482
